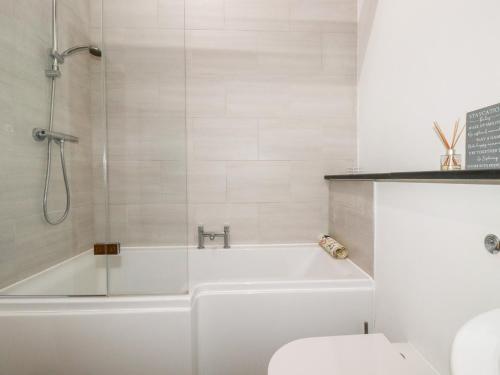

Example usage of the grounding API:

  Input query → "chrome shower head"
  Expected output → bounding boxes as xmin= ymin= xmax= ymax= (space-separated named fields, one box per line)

xmin=88 ymin=46 xmax=102 ymax=57
xmin=52 ymin=45 xmax=102 ymax=64
xmin=47 ymin=45 xmax=102 ymax=78
xmin=61 ymin=45 xmax=102 ymax=59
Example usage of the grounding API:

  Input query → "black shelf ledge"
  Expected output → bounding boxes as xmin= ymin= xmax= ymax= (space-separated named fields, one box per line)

xmin=324 ymin=169 xmax=500 ymax=181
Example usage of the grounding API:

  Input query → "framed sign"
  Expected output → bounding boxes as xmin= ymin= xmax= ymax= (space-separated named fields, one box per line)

xmin=466 ymin=103 xmax=500 ymax=169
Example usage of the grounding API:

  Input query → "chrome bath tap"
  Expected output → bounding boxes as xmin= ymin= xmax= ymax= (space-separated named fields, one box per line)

xmin=198 ymin=225 xmax=230 ymax=249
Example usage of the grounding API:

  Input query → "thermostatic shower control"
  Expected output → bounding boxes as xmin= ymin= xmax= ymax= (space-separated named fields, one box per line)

xmin=484 ymin=234 xmax=500 ymax=254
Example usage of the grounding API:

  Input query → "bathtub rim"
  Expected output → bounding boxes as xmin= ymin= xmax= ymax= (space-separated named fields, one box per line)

xmin=0 ymin=243 xmax=374 ymax=302
xmin=0 ymin=279 xmax=375 ymax=315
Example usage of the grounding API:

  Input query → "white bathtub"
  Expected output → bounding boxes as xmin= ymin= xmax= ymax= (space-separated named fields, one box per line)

xmin=0 ymin=244 xmax=374 ymax=375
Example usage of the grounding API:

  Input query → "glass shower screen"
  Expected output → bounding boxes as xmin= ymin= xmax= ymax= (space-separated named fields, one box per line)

xmin=102 ymin=0 xmax=189 ymax=295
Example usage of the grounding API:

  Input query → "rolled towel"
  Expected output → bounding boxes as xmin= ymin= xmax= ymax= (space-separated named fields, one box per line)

xmin=318 ymin=235 xmax=348 ymax=259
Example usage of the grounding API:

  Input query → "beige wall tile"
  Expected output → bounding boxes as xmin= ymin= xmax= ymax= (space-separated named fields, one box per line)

xmin=107 ymin=115 xmax=186 ymax=161
xmin=159 ymin=75 xmax=187 ymax=117
xmin=289 ymin=75 xmax=356 ymax=117
xmin=188 ymin=161 xmax=227 ymax=203
xmin=108 ymin=161 xmax=187 ymax=204
xmin=226 ymin=77 xmax=290 ymax=117
xmin=187 ymin=76 xmax=226 ymax=117
xmin=89 ymin=0 xmax=101 ymax=28
xmin=323 ymin=32 xmax=357 ymax=76
xmin=108 ymin=204 xmax=128 ymax=243
xmin=0 ymin=0 xmax=13 ymax=17
xmin=106 ymin=73 xmax=185 ymax=117
xmin=13 ymin=1 xmax=52 ymax=32
xmin=290 ymin=161 xmax=329 ymax=203
xmin=259 ymin=202 xmax=327 ymax=243
xmin=186 ymin=0 xmax=224 ymax=30
xmin=106 ymin=78 xmax=162 ymax=116
xmin=329 ymin=181 xmax=374 ymax=276
xmin=227 ymin=161 xmax=291 ymax=203
xmin=225 ymin=0 xmax=290 ymax=31
xmin=0 ymin=220 xmax=16 ymax=288
xmin=187 ymin=30 xmax=259 ymax=77
xmin=322 ymin=118 xmax=357 ymax=160
xmin=322 ymin=158 xmax=357 ymax=174
xmin=257 ymin=31 xmax=322 ymax=75
xmin=108 ymin=161 xmax=164 ymax=204
xmin=259 ymin=118 xmax=323 ymax=161
xmin=125 ymin=203 xmax=187 ymax=245
xmin=103 ymin=0 xmax=158 ymax=29
xmin=104 ymin=28 xmax=185 ymax=76
xmin=92 ymin=203 xmax=107 ymax=244
xmin=13 ymin=213 xmax=75 ymax=285
xmin=190 ymin=117 xmax=258 ymax=161
xmin=161 ymin=161 xmax=188 ymax=203
xmin=290 ymin=0 xmax=357 ymax=33
xmin=72 ymin=205 xmax=95 ymax=253
xmin=158 ymin=0 xmax=185 ymax=29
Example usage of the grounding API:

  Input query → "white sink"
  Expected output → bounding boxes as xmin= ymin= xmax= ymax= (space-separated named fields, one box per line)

xmin=451 ymin=309 xmax=500 ymax=375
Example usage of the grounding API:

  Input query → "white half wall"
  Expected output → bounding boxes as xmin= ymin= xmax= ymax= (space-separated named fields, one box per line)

xmin=358 ymin=1 xmax=500 ymax=374
xmin=375 ymin=182 xmax=500 ymax=375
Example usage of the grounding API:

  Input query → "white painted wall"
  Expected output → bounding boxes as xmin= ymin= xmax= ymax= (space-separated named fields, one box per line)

xmin=359 ymin=0 xmax=500 ymax=172
xmin=358 ymin=1 xmax=500 ymax=374
xmin=375 ymin=183 xmax=500 ymax=375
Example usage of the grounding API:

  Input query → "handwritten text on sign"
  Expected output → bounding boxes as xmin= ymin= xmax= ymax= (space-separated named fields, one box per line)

xmin=466 ymin=103 xmax=500 ymax=170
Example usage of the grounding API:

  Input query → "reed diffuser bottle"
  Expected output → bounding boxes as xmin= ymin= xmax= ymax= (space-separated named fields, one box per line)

xmin=433 ymin=120 xmax=464 ymax=171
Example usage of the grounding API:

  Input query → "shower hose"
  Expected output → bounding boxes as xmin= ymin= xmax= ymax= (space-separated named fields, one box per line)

xmin=43 ymin=77 xmax=71 ymax=225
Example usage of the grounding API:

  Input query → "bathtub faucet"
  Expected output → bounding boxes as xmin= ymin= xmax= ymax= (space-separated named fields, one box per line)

xmin=198 ymin=225 xmax=230 ymax=249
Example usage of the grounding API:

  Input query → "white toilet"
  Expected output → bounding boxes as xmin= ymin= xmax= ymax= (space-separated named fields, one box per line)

xmin=268 ymin=334 xmax=437 ymax=375
xmin=451 ymin=308 xmax=500 ymax=375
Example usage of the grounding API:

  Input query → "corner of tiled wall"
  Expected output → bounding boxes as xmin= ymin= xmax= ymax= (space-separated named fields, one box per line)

xmin=328 ymin=181 xmax=374 ymax=276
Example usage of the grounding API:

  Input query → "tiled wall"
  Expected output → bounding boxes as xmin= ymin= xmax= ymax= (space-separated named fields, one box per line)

xmin=0 ymin=0 xmax=98 ymax=288
xmin=104 ymin=0 xmax=358 ymax=246
xmin=328 ymin=181 xmax=373 ymax=276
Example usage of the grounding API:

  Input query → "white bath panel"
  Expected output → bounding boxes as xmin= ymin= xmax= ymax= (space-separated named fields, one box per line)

xmin=193 ymin=285 xmax=374 ymax=375
xmin=0 ymin=305 xmax=192 ymax=375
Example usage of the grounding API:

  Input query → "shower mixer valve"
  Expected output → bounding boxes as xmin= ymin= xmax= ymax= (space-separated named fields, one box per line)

xmin=198 ymin=225 xmax=230 ymax=249
xmin=32 ymin=128 xmax=79 ymax=144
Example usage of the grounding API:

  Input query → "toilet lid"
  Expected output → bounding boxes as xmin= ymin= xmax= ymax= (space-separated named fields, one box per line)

xmin=268 ymin=334 xmax=424 ymax=375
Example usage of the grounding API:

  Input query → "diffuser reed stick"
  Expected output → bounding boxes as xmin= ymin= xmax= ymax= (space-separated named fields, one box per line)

xmin=433 ymin=120 xmax=465 ymax=170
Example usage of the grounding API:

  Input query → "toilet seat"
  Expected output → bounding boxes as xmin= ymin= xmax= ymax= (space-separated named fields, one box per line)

xmin=268 ymin=334 xmax=437 ymax=375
